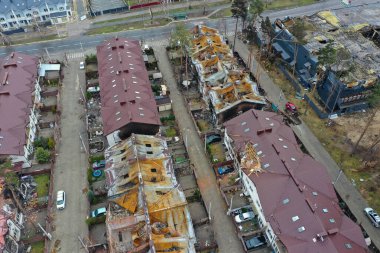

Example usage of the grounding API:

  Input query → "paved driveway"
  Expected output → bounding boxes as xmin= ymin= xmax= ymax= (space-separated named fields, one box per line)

xmin=154 ymin=46 xmax=245 ymax=253
xmin=49 ymin=59 xmax=89 ymax=252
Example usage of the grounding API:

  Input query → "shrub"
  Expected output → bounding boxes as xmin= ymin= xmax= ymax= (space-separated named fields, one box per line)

xmin=34 ymin=137 xmax=49 ymax=149
xmin=85 ymin=215 xmax=106 ymax=226
xmin=47 ymin=137 xmax=55 ymax=150
xmin=35 ymin=147 xmax=51 ymax=164
xmin=165 ymin=128 xmax=177 ymax=137
xmin=89 ymin=154 xmax=105 ymax=163
xmin=87 ymin=167 xmax=93 ymax=184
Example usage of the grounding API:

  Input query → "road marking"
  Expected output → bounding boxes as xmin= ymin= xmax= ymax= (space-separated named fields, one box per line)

xmin=66 ymin=52 xmax=85 ymax=59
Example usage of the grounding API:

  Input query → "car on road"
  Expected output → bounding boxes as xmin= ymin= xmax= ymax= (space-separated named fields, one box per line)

xmin=79 ymin=61 xmax=85 ymax=70
xmin=364 ymin=207 xmax=380 ymax=227
xmin=91 ymin=207 xmax=107 ymax=218
xmin=235 ymin=211 xmax=255 ymax=223
xmin=56 ymin=190 xmax=66 ymax=210
xmin=92 ymin=160 xmax=106 ymax=170
xmin=244 ymin=235 xmax=267 ymax=250
xmin=217 ymin=165 xmax=234 ymax=175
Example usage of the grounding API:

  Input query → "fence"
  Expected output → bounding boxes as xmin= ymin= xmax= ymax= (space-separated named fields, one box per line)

xmin=275 ymin=63 xmax=301 ymax=93
xmin=303 ymin=95 xmax=330 ymax=119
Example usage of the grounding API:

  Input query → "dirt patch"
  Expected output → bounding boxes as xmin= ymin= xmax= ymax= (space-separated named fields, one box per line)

xmin=334 ymin=110 xmax=380 ymax=151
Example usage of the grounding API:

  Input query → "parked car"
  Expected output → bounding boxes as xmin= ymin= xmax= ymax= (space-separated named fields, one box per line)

xmin=87 ymin=86 xmax=100 ymax=93
xmin=217 ymin=165 xmax=234 ymax=175
xmin=206 ymin=134 xmax=221 ymax=145
xmin=79 ymin=61 xmax=85 ymax=70
xmin=91 ymin=207 xmax=107 ymax=218
xmin=92 ymin=160 xmax=106 ymax=170
xmin=56 ymin=190 xmax=66 ymax=210
xmin=235 ymin=211 xmax=255 ymax=223
xmin=244 ymin=235 xmax=267 ymax=250
xmin=364 ymin=207 xmax=380 ymax=227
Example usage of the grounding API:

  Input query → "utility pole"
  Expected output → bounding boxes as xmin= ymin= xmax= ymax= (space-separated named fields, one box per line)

xmin=45 ymin=48 xmax=51 ymax=61
xmin=37 ymin=223 xmax=52 ymax=240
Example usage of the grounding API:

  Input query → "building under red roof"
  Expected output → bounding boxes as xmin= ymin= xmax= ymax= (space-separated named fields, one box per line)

xmin=0 ymin=52 xmax=39 ymax=159
xmin=97 ymin=38 xmax=160 ymax=146
xmin=224 ymin=109 xmax=368 ymax=253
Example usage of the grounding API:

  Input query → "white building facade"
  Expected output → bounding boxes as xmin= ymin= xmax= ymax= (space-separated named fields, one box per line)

xmin=0 ymin=0 xmax=72 ymax=31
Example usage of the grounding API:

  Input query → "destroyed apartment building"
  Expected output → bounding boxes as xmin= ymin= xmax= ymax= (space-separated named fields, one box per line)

xmin=97 ymin=38 xmax=161 ymax=147
xmin=190 ymin=25 xmax=266 ymax=124
xmin=223 ymin=109 xmax=369 ymax=253
xmin=271 ymin=10 xmax=380 ymax=114
xmin=104 ymin=134 xmax=196 ymax=253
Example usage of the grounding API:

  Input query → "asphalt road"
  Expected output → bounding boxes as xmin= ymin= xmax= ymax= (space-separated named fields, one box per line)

xmin=49 ymin=58 xmax=89 ymax=252
xmin=1 ymin=0 xmax=379 ymax=57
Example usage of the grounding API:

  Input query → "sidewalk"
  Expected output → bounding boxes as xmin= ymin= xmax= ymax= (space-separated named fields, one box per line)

xmin=154 ymin=46 xmax=244 ymax=253
xmin=233 ymin=38 xmax=380 ymax=250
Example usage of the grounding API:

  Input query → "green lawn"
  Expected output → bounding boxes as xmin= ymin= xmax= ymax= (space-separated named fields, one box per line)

xmin=266 ymin=0 xmax=317 ymax=10
xmin=208 ymin=143 xmax=226 ymax=164
xmin=30 ymin=241 xmax=45 ymax=253
xmin=86 ymin=18 xmax=171 ymax=35
xmin=34 ymin=174 xmax=50 ymax=197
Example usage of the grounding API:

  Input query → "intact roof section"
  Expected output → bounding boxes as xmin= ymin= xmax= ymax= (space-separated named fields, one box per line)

xmin=97 ymin=38 xmax=160 ymax=135
xmin=223 ymin=109 xmax=368 ymax=253
xmin=0 ymin=52 xmax=39 ymax=156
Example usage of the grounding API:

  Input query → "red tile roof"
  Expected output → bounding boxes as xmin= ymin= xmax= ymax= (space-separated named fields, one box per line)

xmin=0 ymin=52 xmax=39 ymax=156
xmin=224 ymin=109 xmax=368 ymax=253
xmin=97 ymin=38 xmax=160 ymax=135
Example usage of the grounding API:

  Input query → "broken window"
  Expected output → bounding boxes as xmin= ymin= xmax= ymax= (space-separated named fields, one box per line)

xmin=118 ymin=231 xmax=123 ymax=242
xmin=147 ymin=151 xmax=153 ymax=154
xmin=123 ymin=173 xmax=129 ymax=179
xmin=145 ymin=143 xmax=152 ymax=147
xmin=151 ymin=168 xmax=157 ymax=173
xmin=121 ymin=157 xmax=126 ymax=161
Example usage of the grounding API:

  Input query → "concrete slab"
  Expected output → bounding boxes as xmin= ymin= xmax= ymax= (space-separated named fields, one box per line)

xmin=188 ymin=202 xmax=207 ymax=222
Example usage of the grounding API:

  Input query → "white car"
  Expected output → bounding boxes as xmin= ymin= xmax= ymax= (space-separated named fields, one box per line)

xmin=235 ymin=211 xmax=255 ymax=223
xmin=364 ymin=207 xmax=380 ymax=228
xmin=79 ymin=61 xmax=85 ymax=70
xmin=56 ymin=190 xmax=66 ymax=210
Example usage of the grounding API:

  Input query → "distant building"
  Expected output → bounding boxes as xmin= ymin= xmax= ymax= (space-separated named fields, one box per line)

xmin=89 ymin=0 xmax=128 ymax=16
xmin=271 ymin=14 xmax=379 ymax=114
xmin=0 ymin=52 xmax=41 ymax=168
xmin=97 ymin=38 xmax=160 ymax=147
xmin=223 ymin=109 xmax=368 ymax=253
xmin=0 ymin=0 xmax=72 ymax=31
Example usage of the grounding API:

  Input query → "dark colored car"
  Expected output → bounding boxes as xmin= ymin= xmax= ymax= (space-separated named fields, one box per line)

xmin=245 ymin=235 xmax=267 ymax=250
xmin=206 ymin=134 xmax=221 ymax=145
xmin=217 ymin=165 xmax=234 ymax=175
xmin=92 ymin=160 xmax=106 ymax=170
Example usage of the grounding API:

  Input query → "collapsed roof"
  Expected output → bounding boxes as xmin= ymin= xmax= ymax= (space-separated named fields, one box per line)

xmin=104 ymin=134 xmax=196 ymax=253
xmin=190 ymin=25 xmax=265 ymax=116
xmin=224 ymin=109 xmax=368 ymax=253
xmin=285 ymin=12 xmax=380 ymax=88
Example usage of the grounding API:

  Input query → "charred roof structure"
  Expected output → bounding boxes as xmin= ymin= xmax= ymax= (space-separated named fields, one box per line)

xmin=272 ymin=10 xmax=380 ymax=115
xmin=223 ymin=109 xmax=368 ymax=253
xmin=190 ymin=25 xmax=266 ymax=124
xmin=104 ymin=134 xmax=196 ymax=253
xmin=97 ymin=38 xmax=160 ymax=147
xmin=0 ymin=52 xmax=40 ymax=168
